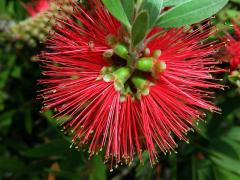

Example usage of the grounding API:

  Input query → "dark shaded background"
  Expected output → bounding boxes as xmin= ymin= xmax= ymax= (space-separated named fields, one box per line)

xmin=0 ymin=0 xmax=240 ymax=179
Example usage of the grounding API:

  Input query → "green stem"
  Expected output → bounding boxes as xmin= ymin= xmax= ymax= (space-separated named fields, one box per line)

xmin=145 ymin=30 xmax=165 ymax=45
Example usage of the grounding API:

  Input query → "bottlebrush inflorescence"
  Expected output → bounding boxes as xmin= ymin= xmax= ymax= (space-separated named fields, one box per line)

xmin=8 ymin=0 xmax=73 ymax=47
xmin=39 ymin=0 xmax=224 ymax=169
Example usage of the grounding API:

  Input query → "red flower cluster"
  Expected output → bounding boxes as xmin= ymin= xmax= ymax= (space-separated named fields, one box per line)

xmin=22 ymin=0 xmax=49 ymax=16
xmin=224 ymin=21 xmax=240 ymax=71
xmin=40 ymin=1 xmax=223 ymax=168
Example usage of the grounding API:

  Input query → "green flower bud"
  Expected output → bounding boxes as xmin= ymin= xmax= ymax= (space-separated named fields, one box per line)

xmin=153 ymin=49 xmax=161 ymax=58
xmin=136 ymin=57 xmax=154 ymax=72
xmin=113 ymin=67 xmax=131 ymax=83
xmin=136 ymin=57 xmax=167 ymax=76
xmin=113 ymin=67 xmax=131 ymax=91
xmin=114 ymin=43 xmax=129 ymax=60
xmin=131 ymin=75 xmax=150 ymax=97
xmin=131 ymin=75 xmax=149 ymax=90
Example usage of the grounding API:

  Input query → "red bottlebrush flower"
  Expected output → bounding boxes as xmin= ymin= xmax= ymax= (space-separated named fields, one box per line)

xmin=223 ymin=21 xmax=240 ymax=71
xmin=22 ymin=0 xmax=50 ymax=16
xmin=39 ymin=1 xmax=223 ymax=168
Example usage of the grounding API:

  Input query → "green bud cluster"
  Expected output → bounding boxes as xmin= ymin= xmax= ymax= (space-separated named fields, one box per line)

xmin=7 ymin=0 xmax=74 ymax=47
xmin=100 ymin=42 xmax=166 ymax=100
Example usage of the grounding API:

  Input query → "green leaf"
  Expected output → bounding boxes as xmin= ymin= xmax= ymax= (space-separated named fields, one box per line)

xmin=89 ymin=156 xmax=107 ymax=180
xmin=158 ymin=0 xmax=228 ymax=27
xmin=209 ymin=138 xmax=240 ymax=159
xmin=230 ymin=0 xmax=240 ymax=4
xmin=226 ymin=9 xmax=240 ymax=18
xmin=121 ymin=0 xmax=135 ymax=23
xmin=7 ymin=1 xmax=15 ymax=16
xmin=0 ymin=0 xmax=6 ymax=13
xmin=192 ymin=157 xmax=214 ymax=180
xmin=225 ymin=126 xmax=240 ymax=141
xmin=213 ymin=167 xmax=240 ymax=180
xmin=102 ymin=0 xmax=131 ymax=28
xmin=24 ymin=109 xmax=32 ymax=134
xmin=135 ymin=152 xmax=153 ymax=180
xmin=195 ymin=120 xmax=209 ymax=139
xmin=132 ymin=11 xmax=149 ymax=46
xmin=141 ymin=0 xmax=163 ymax=27
xmin=163 ymin=0 xmax=191 ymax=6
xmin=0 ymin=110 xmax=15 ymax=134
xmin=0 ymin=55 xmax=15 ymax=88
xmin=210 ymin=151 xmax=240 ymax=175
xmin=221 ymin=138 xmax=240 ymax=159
xmin=0 ymin=157 xmax=25 ymax=173
xmin=11 ymin=66 xmax=22 ymax=78
xmin=23 ymin=139 xmax=69 ymax=158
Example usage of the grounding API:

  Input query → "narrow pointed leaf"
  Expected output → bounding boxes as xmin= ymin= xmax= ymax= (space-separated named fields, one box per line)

xmin=121 ymin=0 xmax=135 ymax=23
xmin=213 ymin=167 xmax=240 ymax=180
xmin=23 ymin=139 xmax=69 ymax=158
xmin=142 ymin=0 xmax=163 ymax=27
xmin=89 ymin=156 xmax=107 ymax=180
xmin=225 ymin=126 xmax=240 ymax=141
xmin=210 ymin=152 xmax=240 ymax=175
xmin=102 ymin=0 xmax=131 ymax=28
xmin=163 ymin=0 xmax=191 ymax=6
xmin=158 ymin=0 xmax=228 ymax=27
xmin=230 ymin=0 xmax=240 ymax=4
xmin=132 ymin=11 xmax=149 ymax=46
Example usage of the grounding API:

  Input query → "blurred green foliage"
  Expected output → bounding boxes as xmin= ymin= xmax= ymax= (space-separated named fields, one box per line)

xmin=0 ymin=0 xmax=240 ymax=179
